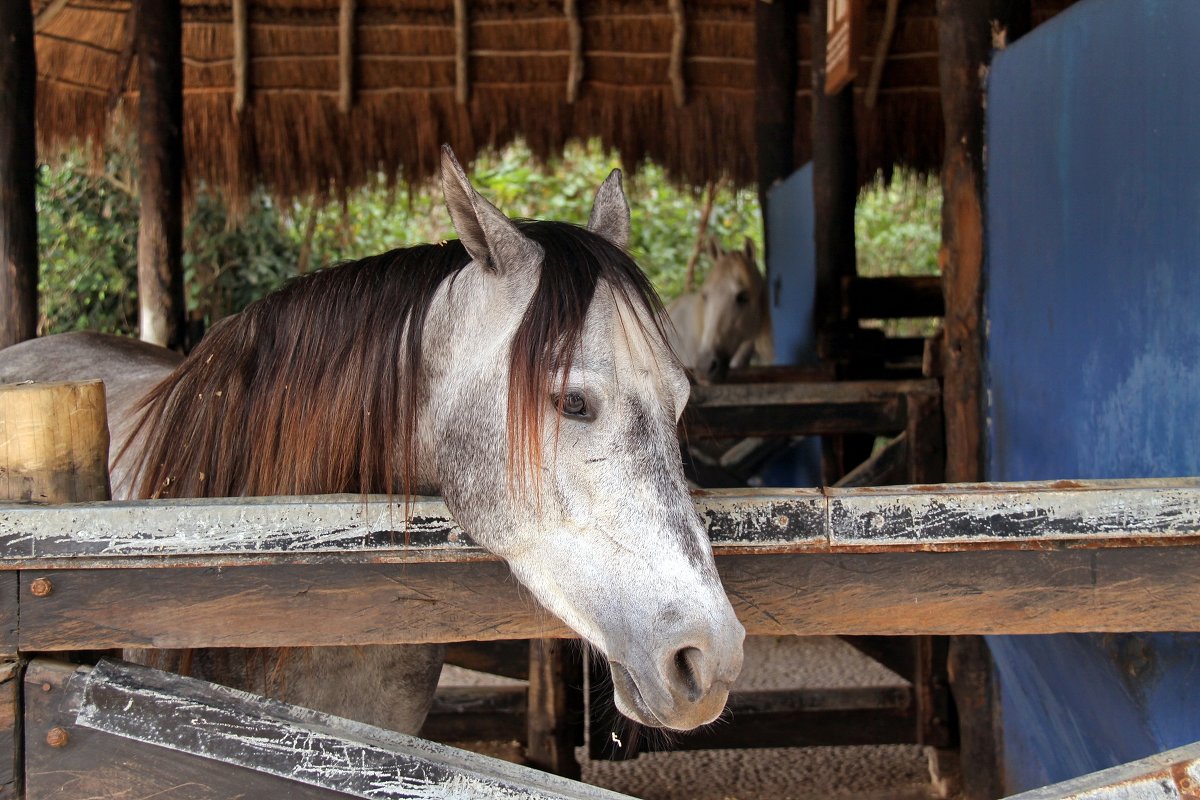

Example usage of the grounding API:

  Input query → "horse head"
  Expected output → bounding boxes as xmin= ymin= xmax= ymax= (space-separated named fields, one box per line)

xmin=693 ymin=239 xmax=771 ymax=383
xmin=429 ymin=147 xmax=744 ymax=731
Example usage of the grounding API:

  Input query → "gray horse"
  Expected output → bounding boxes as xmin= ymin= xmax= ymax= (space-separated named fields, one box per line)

xmin=0 ymin=147 xmax=744 ymax=735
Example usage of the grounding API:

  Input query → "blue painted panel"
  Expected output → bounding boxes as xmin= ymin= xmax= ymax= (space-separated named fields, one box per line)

xmin=766 ymin=164 xmax=818 ymax=366
xmin=984 ymin=0 xmax=1200 ymax=793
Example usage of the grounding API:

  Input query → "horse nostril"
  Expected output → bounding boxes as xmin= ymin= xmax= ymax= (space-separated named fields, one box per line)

xmin=673 ymin=646 xmax=705 ymax=703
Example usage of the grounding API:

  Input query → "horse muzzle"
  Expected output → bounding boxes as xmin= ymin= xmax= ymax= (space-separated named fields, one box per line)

xmin=607 ymin=623 xmax=744 ymax=731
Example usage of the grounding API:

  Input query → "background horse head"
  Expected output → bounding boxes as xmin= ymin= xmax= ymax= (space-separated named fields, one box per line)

xmin=15 ymin=146 xmax=744 ymax=733
xmin=667 ymin=239 xmax=773 ymax=383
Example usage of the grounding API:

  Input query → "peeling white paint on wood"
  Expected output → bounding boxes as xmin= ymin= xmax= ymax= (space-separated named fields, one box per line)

xmin=77 ymin=660 xmax=634 ymax=799
xmin=0 ymin=479 xmax=1197 ymax=567
xmin=1004 ymin=740 xmax=1200 ymax=799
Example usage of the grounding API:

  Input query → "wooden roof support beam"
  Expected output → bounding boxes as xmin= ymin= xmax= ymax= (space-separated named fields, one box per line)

xmin=668 ymin=0 xmax=687 ymax=107
xmin=0 ymin=0 xmax=39 ymax=349
xmin=564 ymin=0 xmax=583 ymax=103
xmin=337 ymin=0 xmax=355 ymax=114
xmin=106 ymin=4 xmax=138 ymax=115
xmin=754 ymin=0 xmax=798 ymax=242
xmin=865 ymin=0 xmax=900 ymax=110
xmin=454 ymin=0 xmax=469 ymax=105
xmin=811 ymin=0 xmax=858 ymax=335
xmin=134 ymin=0 xmax=186 ymax=350
xmin=33 ymin=0 xmax=71 ymax=32
xmin=937 ymin=0 xmax=1030 ymax=483
xmin=233 ymin=0 xmax=250 ymax=114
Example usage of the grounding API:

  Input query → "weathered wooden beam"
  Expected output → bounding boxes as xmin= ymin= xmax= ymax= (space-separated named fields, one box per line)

xmin=2 ymin=479 xmax=1198 ymax=565
xmin=833 ymin=432 xmax=907 ymax=488
xmin=454 ymin=0 xmax=469 ymax=105
xmin=337 ymin=0 xmax=355 ymax=114
xmin=526 ymin=639 xmax=583 ymax=779
xmin=564 ymin=0 xmax=583 ymax=103
xmin=668 ymin=0 xmax=686 ymax=107
xmin=949 ymin=635 xmax=1005 ymax=800
xmin=0 ymin=660 xmax=18 ymax=799
xmin=865 ymin=0 xmax=901 ymax=110
xmin=1005 ymin=739 xmax=1200 ymax=799
xmin=811 ymin=0 xmax=858 ymax=335
xmin=754 ymin=0 xmax=798 ymax=214
xmin=0 ymin=0 xmax=38 ymax=349
xmin=233 ymin=0 xmax=250 ymax=114
xmin=25 ymin=659 xmax=632 ymax=800
xmin=134 ymin=0 xmax=186 ymax=350
xmin=6 ymin=479 xmax=1200 ymax=649
xmin=937 ymin=0 xmax=1031 ymax=482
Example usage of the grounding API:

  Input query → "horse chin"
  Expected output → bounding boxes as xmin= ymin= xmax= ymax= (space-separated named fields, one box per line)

xmin=608 ymin=660 xmax=730 ymax=732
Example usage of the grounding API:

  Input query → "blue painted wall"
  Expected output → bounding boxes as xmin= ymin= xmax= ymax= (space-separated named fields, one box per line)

xmin=984 ymin=0 xmax=1200 ymax=792
xmin=767 ymin=164 xmax=818 ymax=366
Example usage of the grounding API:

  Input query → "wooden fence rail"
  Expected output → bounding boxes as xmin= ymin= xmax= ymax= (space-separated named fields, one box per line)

xmin=0 ymin=478 xmax=1198 ymax=651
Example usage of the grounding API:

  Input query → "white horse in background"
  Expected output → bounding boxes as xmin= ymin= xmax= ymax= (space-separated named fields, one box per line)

xmin=667 ymin=238 xmax=773 ymax=383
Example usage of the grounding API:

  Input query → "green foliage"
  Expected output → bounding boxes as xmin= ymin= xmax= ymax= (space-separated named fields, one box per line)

xmin=288 ymin=140 xmax=764 ymax=303
xmin=34 ymin=140 xmax=940 ymax=340
xmin=855 ymin=168 xmax=942 ymax=337
xmin=37 ymin=150 xmax=139 ymax=335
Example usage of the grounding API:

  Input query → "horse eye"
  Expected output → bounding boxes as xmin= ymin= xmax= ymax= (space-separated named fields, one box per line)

xmin=558 ymin=392 xmax=590 ymax=419
xmin=736 ymin=290 xmax=750 ymax=305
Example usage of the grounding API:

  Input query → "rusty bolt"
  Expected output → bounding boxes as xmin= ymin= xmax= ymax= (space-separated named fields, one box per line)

xmin=40 ymin=683 xmax=52 ymax=693
xmin=30 ymin=577 xmax=53 ymax=598
xmin=45 ymin=727 xmax=68 ymax=748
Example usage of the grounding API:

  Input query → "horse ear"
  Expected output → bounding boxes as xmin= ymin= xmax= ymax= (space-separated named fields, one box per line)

xmin=743 ymin=237 xmax=757 ymax=263
xmin=705 ymin=237 xmax=723 ymax=261
xmin=587 ymin=169 xmax=630 ymax=249
xmin=440 ymin=145 xmax=542 ymax=274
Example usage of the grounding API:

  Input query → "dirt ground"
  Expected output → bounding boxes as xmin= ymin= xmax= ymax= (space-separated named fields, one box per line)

xmin=439 ymin=636 xmax=961 ymax=800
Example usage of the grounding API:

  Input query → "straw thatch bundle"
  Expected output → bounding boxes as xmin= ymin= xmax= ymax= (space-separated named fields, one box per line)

xmin=30 ymin=0 xmax=1073 ymax=202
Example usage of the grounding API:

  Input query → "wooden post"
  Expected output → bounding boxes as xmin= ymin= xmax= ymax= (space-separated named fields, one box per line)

xmin=754 ymin=0 xmax=798 ymax=216
xmin=937 ymin=0 xmax=1030 ymax=483
xmin=0 ymin=380 xmax=110 ymax=797
xmin=337 ymin=0 xmax=356 ymax=114
xmin=526 ymin=639 xmax=582 ymax=780
xmin=233 ymin=0 xmax=250 ymax=114
xmin=0 ymin=0 xmax=38 ymax=349
xmin=0 ymin=381 xmax=111 ymax=505
xmin=135 ymin=0 xmax=186 ymax=350
xmin=811 ymin=0 xmax=858 ymax=337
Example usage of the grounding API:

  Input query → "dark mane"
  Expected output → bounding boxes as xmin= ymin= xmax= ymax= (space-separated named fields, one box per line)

xmin=124 ymin=221 xmax=664 ymax=500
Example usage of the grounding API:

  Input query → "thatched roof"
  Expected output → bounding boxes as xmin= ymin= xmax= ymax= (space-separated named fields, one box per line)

xmin=31 ymin=0 xmax=1072 ymax=200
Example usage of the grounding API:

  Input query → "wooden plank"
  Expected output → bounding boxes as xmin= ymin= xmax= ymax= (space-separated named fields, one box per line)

xmin=526 ymin=639 xmax=583 ymax=779
xmin=0 ymin=0 xmax=38 ymax=349
xmin=444 ymin=640 xmax=530 ymax=681
xmin=26 ymin=659 xmax=633 ymax=800
xmin=19 ymin=542 xmax=1200 ymax=651
xmin=905 ymin=389 xmax=945 ymax=484
xmin=937 ymin=0 xmax=1031 ymax=481
xmin=135 ymin=0 xmax=186 ymax=349
xmin=597 ymin=686 xmax=918 ymax=757
xmin=833 ymin=432 xmax=908 ymax=488
xmin=949 ymin=635 xmax=1005 ymax=800
xmin=422 ymin=686 xmax=525 ymax=744
xmin=0 ymin=661 xmax=19 ymax=798
xmin=0 ymin=489 xmax=826 ymax=564
xmin=0 ymin=573 xmax=15 ymax=660
xmin=1005 ymin=740 xmax=1200 ymax=799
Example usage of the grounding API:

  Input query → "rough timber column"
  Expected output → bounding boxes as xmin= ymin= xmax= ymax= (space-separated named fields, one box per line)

xmin=135 ymin=0 xmax=186 ymax=350
xmin=0 ymin=1 xmax=39 ymax=348
xmin=937 ymin=0 xmax=1030 ymax=482
xmin=754 ymin=0 xmax=799 ymax=218
xmin=810 ymin=0 xmax=858 ymax=338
